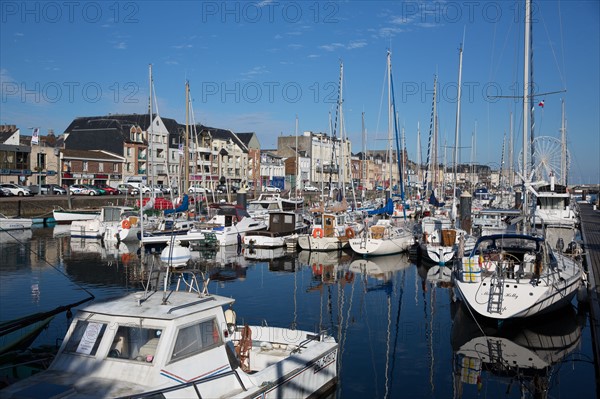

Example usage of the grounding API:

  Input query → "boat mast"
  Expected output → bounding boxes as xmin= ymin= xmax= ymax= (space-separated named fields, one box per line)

xmin=147 ymin=64 xmax=153 ymax=189
xmin=560 ymin=99 xmax=567 ymax=185
xmin=452 ymin=38 xmax=464 ymax=226
xmin=522 ymin=0 xmax=531 ymax=231
xmin=295 ymin=114 xmax=299 ymax=195
xmin=387 ymin=50 xmax=393 ymax=199
xmin=184 ymin=81 xmax=190 ymax=194
xmin=361 ymin=112 xmax=367 ymax=201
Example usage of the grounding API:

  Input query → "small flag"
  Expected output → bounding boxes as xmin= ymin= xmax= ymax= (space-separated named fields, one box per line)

xmin=178 ymin=143 xmax=183 ymax=155
xmin=538 ymin=100 xmax=545 ymax=108
xmin=31 ymin=128 xmax=39 ymax=145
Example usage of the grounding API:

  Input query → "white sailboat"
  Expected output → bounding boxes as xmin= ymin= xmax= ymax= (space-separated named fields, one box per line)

xmin=453 ymin=0 xmax=584 ymax=320
xmin=349 ymin=51 xmax=413 ymax=257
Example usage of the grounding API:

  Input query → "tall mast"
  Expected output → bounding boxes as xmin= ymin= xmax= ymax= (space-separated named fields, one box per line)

xmin=147 ymin=64 xmax=153 ymax=187
xmin=184 ymin=80 xmax=190 ymax=194
xmin=361 ymin=112 xmax=366 ymax=200
xmin=509 ymin=112 xmax=514 ymax=188
xmin=452 ymin=38 xmax=464 ymax=225
xmin=560 ymin=99 xmax=567 ymax=185
xmin=522 ymin=0 xmax=531 ymax=227
xmin=295 ymin=114 xmax=299 ymax=193
xmin=387 ymin=50 xmax=393 ymax=197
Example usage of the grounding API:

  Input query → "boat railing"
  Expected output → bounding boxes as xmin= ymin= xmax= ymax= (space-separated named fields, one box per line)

xmin=116 ymin=369 xmax=243 ymax=399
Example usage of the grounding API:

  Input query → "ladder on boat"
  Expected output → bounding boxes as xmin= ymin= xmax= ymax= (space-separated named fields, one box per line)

xmin=487 ymin=274 xmax=505 ymax=314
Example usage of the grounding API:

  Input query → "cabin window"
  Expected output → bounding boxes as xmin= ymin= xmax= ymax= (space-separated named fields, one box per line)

xmin=170 ymin=318 xmax=221 ymax=363
xmin=64 ymin=320 xmax=107 ymax=356
xmin=108 ymin=326 xmax=163 ymax=363
xmin=284 ymin=214 xmax=293 ymax=224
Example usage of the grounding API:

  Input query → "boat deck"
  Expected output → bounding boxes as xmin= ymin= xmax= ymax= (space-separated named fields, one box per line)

xmin=579 ymin=202 xmax=600 ymax=391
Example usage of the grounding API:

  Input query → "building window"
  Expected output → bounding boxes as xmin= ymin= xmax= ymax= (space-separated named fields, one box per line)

xmin=99 ymin=163 xmax=104 ymax=172
xmin=83 ymin=161 xmax=88 ymax=171
xmin=114 ymin=163 xmax=119 ymax=172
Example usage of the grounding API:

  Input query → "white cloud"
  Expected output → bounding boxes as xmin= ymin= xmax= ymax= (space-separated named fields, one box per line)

xmin=114 ymin=42 xmax=127 ymax=50
xmin=308 ymin=54 xmax=320 ymax=58
xmin=241 ymin=66 xmax=269 ymax=77
xmin=319 ymin=43 xmax=345 ymax=52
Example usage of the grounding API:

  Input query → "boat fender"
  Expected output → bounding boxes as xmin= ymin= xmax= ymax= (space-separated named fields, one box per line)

xmin=313 ymin=228 xmax=324 ymax=238
xmin=345 ymin=227 xmax=355 ymax=239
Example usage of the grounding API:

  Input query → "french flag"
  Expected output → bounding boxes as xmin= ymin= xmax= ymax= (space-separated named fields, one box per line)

xmin=538 ymin=100 xmax=545 ymax=108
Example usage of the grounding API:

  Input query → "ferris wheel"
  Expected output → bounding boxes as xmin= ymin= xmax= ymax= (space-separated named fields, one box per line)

xmin=518 ymin=136 xmax=569 ymax=184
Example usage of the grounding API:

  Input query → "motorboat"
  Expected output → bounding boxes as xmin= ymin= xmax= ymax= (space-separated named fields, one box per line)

xmin=297 ymin=206 xmax=362 ymax=252
xmin=184 ymin=203 xmax=267 ymax=247
xmin=70 ymin=206 xmax=138 ymax=241
xmin=0 ymin=270 xmax=338 ymax=398
xmin=244 ymin=211 xmax=308 ymax=249
xmin=0 ymin=213 xmax=33 ymax=231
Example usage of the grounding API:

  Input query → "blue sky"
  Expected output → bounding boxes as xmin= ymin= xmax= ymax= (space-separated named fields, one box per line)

xmin=1 ymin=1 xmax=598 ymax=184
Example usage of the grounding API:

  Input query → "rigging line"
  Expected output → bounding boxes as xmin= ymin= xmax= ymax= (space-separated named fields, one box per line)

xmin=557 ymin=0 xmax=567 ymax=91
xmin=539 ymin=5 xmax=568 ymax=90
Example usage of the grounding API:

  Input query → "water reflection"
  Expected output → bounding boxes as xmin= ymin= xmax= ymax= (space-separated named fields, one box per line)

xmin=451 ymin=303 xmax=585 ymax=398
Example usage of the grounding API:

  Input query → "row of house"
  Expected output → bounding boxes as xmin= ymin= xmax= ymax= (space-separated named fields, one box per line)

xmin=0 ymin=116 xmax=503 ymax=194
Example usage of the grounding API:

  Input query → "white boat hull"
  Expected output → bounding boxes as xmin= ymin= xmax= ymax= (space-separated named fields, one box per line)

xmin=53 ymin=209 xmax=100 ymax=224
xmin=0 ymin=217 xmax=33 ymax=231
xmin=297 ymin=235 xmax=349 ymax=251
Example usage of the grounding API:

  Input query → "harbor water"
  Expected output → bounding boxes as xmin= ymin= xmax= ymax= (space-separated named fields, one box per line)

xmin=0 ymin=226 xmax=596 ymax=398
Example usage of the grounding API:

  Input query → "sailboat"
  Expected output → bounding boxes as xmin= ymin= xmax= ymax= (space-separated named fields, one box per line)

xmin=452 ymin=0 xmax=584 ymax=320
xmin=297 ymin=61 xmax=363 ymax=252
xmin=349 ymin=51 xmax=414 ymax=257
xmin=418 ymin=40 xmax=476 ymax=265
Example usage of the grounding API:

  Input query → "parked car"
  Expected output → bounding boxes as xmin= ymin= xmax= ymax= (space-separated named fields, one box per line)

xmin=40 ymin=184 xmax=67 ymax=195
xmin=216 ymin=184 xmax=237 ymax=194
xmin=117 ymin=183 xmax=139 ymax=196
xmin=95 ymin=183 xmax=119 ymax=195
xmin=303 ymin=185 xmax=319 ymax=192
xmin=69 ymin=184 xmax=100 ymax=196
xmin=263 ymin=185 xmax=281 ymax=193
xmin=0 ymin=183 xmax=32 ymax=196
xmin=0 ymin=187 xmax=12 ymax=196
xmin=88 ymin=185 xmax=107 ymax=195
xmin=127 ymin=182 xmax=152 ymax=194
xmin=189 ymin=185 xmax=212 ymax=194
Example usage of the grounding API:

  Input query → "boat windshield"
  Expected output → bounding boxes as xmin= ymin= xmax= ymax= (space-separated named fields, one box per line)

xmin=63 ymin=320 xmax=108 ymax=356
xmin=475 ymin=236 xmax=540 ymax=254
xmin=108 ymin=325 xmax=163 ymax=363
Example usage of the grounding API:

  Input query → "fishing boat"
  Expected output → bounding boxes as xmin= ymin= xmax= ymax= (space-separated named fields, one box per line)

xmin=0 ymin=269 xmax=338 ymax=398
xmin=297 ymin=206 xmax=360 ymax=252
xmin=70 ymin=206 xmax=138 ymax=241
xmin=243 ymin=211 xmax=308 ymax=249
xmin=246 ymin=193 xmax=303 ymax=224
xmin=0 ymin=214 xmax=33 ymax=231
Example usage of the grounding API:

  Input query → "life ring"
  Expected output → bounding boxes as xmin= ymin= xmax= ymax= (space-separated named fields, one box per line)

xmin=345 ymin=271 xmax=355 ymax=283
xmin=312 ymin=228 xmax=324 ymax=238
xmin=345 ymin=227 xmax=355 ymax=239
xmin=312 ymin=263 xmax=323 ymax=275
xmin=121 ymin=219 xmax=131 ymax=229
xmin=482 ymin=260 xmax=494 ymax=271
